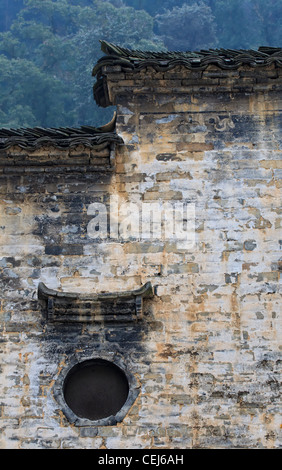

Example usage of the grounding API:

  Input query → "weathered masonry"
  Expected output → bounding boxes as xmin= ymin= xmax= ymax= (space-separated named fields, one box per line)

xmin=0 ymin=42 xmax=281 ymax=448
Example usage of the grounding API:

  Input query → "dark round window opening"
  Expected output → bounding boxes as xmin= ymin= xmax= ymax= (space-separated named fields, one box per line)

xmin=63 ymin=359 xmax=129 ymax=421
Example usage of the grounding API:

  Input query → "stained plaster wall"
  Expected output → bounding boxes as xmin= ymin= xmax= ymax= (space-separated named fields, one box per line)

xmin=0 ymin=64 xmax=281 ymax=448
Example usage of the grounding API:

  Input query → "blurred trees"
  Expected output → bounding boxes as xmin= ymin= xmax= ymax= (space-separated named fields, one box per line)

xmin=0 ymin=54 xmax=72 ymax=127
xmin=155 ymin=1 xmax=217 ymax=51
xmin=0 ymin=0 xmax=162 ymax=127
xmin=0 ymin=0 xmax=281 ymax=129
xmin=213 ymin=0 xmax=266 ymax=49
xmin=122 ymin=0 xmax=282 ymax=48
xmin=0 ymin=0 xmax=24 ymax=32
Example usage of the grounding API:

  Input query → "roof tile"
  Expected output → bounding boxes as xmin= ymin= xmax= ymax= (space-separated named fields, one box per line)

xmin=0 ymin=114 xmax=123 ymax=151
xmin=92 ymin=41 xmax=282 ymax=76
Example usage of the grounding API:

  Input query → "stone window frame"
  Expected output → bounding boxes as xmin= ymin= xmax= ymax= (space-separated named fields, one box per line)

xmin=52 ymin=353 xmax=140 ymax=427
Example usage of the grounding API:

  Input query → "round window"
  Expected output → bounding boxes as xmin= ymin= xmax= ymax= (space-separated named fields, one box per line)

xmin=63 ymin=358 xmax=129 ymax=421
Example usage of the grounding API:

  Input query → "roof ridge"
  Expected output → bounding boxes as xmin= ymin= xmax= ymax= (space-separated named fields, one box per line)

xmin=99 ymin=40 xmax=282 ymax=58
xmin=0 ymin=116 xmax=123 ymax=151
xmin=93 ymin=40 xmax=282 ymax=77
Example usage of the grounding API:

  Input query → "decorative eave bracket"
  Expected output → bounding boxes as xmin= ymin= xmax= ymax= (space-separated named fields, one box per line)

xmin=38 ymin=281 xmax=154 ymax=323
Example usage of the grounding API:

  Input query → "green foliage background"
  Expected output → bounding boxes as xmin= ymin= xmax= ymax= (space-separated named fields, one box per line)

xmin=0 ymin=0 xmax=281 ymax=129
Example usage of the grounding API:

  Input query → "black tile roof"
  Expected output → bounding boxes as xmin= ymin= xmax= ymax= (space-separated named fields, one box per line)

xmin=92 ymin=41 xmax=282 ymax=75
xmin=2 ymin=43 xmax=281 ymax=147
xmin=0 ymin=115 xmax=123 ymax=151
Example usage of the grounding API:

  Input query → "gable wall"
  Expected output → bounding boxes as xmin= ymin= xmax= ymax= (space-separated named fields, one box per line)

xmin=0 ymin=64 xmax=281 ymax=448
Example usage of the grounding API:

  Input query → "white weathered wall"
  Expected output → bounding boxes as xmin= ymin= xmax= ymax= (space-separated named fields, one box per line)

xmin=0 ymin=64 xmax=281 ymax=448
